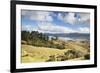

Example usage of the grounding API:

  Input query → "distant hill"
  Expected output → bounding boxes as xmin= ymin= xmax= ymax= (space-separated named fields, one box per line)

xmin=44 ymin=33 xmax=90 ymax=40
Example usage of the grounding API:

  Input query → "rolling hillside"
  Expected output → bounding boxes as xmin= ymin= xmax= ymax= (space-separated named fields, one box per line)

xmin=21 ymin=40 xmax=90 ymax=63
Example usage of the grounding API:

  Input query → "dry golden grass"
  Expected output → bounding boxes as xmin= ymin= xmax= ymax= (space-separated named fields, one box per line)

xmin=21 ymin=40 xmax=90 ymax=63
xmin=21 ymin=45 xmax=66 ymax=63
xmin=66 ymin=41 xmax=88 ymax=55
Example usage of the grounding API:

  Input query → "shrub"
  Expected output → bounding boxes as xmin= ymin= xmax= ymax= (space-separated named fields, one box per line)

xmin=84 ymin=54 xmax=90 ymax=59
xmin=64 ymin=49 xmax=82 ymax=59
xmin=46 ymin=55 xmax=67 ymax=62
xmin=55 ymin=44 xmax=65 ymax=49
xmin=56 ymin=55 xmax=66 ymax=61
xmin=46 ymin=55 xmax=55 ymax=62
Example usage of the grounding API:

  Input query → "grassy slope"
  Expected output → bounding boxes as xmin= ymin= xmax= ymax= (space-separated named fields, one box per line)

xmin=66 ymin=41 xmax=88 ymax=55
xmin=21 ymin=45 xmax=66 ymax=63
xmin=21 ymin=41 xmax=89 ymax=63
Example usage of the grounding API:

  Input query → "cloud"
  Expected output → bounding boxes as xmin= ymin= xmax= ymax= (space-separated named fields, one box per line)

xmin=58 ymin=13 xmax=63 ymax=20
xmin=58 ymin=12 xmax=77 ymax=25
xmin=22 ymin=22 xmax=89 ymax=33
xmin=22 ymin=10 xmax=90 ymax=25
xmin=78 ymin=27 xmax=90 ymax=33
xmin=78 ymin=13 xmax=90 ymax=25
xmin=22 ymin=10 xmax=53 ymax=22
xmin=37 ymin=22 xmax=75 ymax=33
xmin=64 ymin=13 xmax=77 ymax=25
xmin=58 ymin=12 xmax=90 ymax=25
xmin=22 ymin=10 xmax=90 ymax=34
xmin=21 ymin=24 xmax=38 ymax=32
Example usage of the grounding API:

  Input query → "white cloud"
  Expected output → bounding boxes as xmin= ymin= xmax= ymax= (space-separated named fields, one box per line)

xmin=22 ymin=10 xmax=90 ymax=34
xmin=79 ymin=13 xmax=90 ymax=24
xmin=79 ymin=13 xmax=90 ymax=21
xmin=64 ymin=13 xmax=77 ymax=25
xmin=37 ymin=22 xmax=75 ymax=33
xmin=78 ymin=27 xmax=90 ymax=33
xmin=58 ymin=12 xmax=77 ymax=25
xmin=22 ymin=23 xmax=89 ymax=34
xmin=58 ymin=12 xmax=90 ymax=25
xmin=58 ymin=13 xmax=63 ymax=20
xmin=22 ymin=10 xmax=53 ymax=22
xmin=21 ymin=24 xmax=38 ymax=32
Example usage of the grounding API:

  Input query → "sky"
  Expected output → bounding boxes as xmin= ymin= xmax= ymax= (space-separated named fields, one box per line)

xmin=21 ymin=10 xmax=90 ymax=34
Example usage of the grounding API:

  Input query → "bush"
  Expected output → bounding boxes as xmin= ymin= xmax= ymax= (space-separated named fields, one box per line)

xmin=84 ymin=54 xmax=90 ymax=59
xmin=64 ymin=49 xmax=82 ymax=59
xmin=56 ymin=55 xmax=66 ymax=61
xmin=46 ymin=55 xmax=67 ymax=62
xmin=46 ymin=55 xmax=55 ymax=62
xmin=56 ymin=45 xmax=65 ymax=49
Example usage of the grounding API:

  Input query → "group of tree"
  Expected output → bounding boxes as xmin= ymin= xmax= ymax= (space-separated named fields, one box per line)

xmin=21 ymin=31 xmax=65 ymax=49
xmin=22 ymin=31 xmax=49 ymax=41
xmin=22 ymin=31 xmax=49 ymax=46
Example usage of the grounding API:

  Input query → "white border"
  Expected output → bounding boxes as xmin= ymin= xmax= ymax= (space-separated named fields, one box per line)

xmin=16 ymin=4 xmax=94 ymax=69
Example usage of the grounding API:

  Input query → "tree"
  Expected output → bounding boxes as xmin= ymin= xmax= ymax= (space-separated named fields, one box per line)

xmin=21 ymin=31 xmax=30 ymax=41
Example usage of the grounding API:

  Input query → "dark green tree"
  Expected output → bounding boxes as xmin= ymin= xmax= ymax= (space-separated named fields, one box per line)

xmin=21 ymin=31 xmax=30 ymax=41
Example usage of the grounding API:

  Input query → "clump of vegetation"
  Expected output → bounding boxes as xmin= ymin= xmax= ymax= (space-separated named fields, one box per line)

xmin=46 ymin=55 xmax=55 ymax=61
xmin=84 ymin=54 xmax=90 ymax=59
xmin=56 ymin=55 xmax=66 ymax=61
xmin=64 ymin=49 xmax=82 ymax=59
xmin=55 ymin=44 xmax=65 ymax=49
xmin=46 ymin=49 xmax=83 ymax=62
xmin=46 ymin=54 xmax=66 ymax=62
xmin=21 ymin=31 xmax=65 ymax=49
